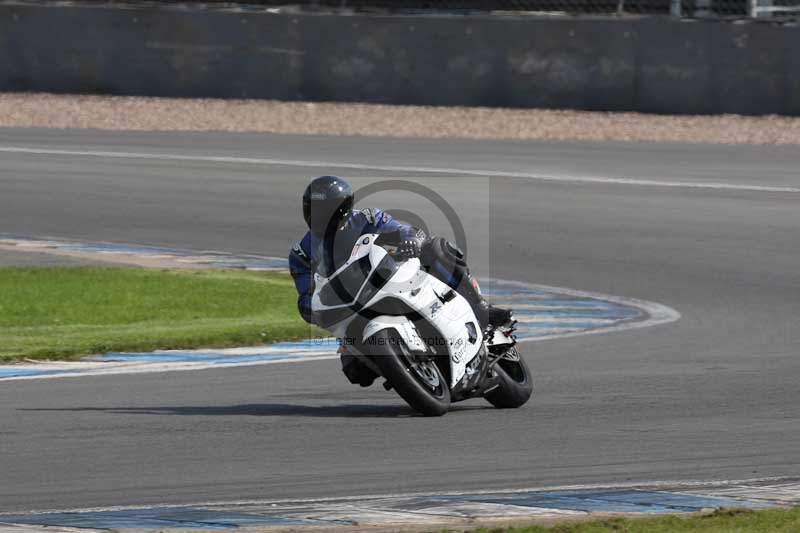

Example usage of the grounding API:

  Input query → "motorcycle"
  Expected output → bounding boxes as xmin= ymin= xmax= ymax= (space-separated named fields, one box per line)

xmin=310 ymin=232 xmax=533 ymax=416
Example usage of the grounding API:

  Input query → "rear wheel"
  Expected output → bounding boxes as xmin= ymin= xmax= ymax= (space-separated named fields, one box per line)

xmin=485 ymin=346 xmax=533 ymax=409
xmin=367 ymin=329 xmax=450 ymax=416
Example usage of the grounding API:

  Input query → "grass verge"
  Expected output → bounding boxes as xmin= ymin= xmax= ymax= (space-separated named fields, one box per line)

xmin=0 ymin=267 xmax=323 ymax=361
xmin=465 ymin=506 xmax=800 ymax=533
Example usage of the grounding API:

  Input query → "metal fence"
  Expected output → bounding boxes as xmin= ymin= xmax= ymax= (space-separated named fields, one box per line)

xmin=333 ymin=0 xmax=799 ymax=18
xmin=89 ymin=0 xmax=800 ymax=19
xmin=296 ymin=0 xmax=800 ymax=18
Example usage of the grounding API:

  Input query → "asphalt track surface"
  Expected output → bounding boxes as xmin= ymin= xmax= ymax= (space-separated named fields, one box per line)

xmin=0 ymin=128 xmax=798 ymax=512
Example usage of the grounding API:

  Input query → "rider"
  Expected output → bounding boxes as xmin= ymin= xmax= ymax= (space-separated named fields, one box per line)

xmin=289 ymin=175 xmax=512 ymax=385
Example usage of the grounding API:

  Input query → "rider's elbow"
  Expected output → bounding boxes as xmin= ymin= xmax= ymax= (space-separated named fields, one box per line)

xmin=299 ymin=303 xmax=316 ymax=325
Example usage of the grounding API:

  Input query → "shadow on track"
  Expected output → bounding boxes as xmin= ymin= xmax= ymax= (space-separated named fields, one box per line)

xmin=20 ymin=403 xmax=490 ymax=418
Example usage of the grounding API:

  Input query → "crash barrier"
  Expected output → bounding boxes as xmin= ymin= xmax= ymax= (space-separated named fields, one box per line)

xmin=75 ymin=0 xmax=800 ymax=21
xmin=1 ymin=3 xmax=799 ymax=115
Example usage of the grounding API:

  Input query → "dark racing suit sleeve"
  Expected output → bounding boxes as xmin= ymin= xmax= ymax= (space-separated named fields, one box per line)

xmin=365 ymin=208 xmax=426 ymax=241
xmin=288 ymin=237 xmax=316 ymax=325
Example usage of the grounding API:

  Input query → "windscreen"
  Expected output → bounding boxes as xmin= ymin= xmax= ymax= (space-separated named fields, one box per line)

xmin=319 ymin=255 xmax=373 ymax=306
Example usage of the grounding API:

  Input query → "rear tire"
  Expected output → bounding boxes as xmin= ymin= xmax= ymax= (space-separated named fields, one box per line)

xmin=485 ymin=347 xmax=533 ymax=409
xmin=367 ymin=329 xmax=451 ymax=417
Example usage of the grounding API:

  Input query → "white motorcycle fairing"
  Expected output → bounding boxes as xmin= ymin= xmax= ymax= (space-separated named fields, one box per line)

xmin=311 ymin=234 xmax=486 ymax=388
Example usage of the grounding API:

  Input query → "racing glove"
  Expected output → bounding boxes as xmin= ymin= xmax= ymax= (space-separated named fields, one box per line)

xmin=398 ymin=237 xmax=423 ymax=259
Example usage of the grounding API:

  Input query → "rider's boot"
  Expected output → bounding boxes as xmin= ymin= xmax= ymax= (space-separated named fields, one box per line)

xmin=485 ymin=301 xmax=514 ymax=328
xmin=461 ymin=273 xmax=513 ymax=329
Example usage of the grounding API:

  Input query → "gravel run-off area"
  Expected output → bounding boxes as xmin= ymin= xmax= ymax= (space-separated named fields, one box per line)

xmin=1 ymin=93 xmax=800 ymax=145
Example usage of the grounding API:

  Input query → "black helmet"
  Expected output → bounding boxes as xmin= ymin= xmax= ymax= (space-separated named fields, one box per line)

xmin=302 ymin=176 xmax=354 ymax=237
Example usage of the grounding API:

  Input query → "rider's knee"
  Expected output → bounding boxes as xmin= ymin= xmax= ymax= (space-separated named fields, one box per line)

xmin=340 ymin=351 xmax=377 ymax=387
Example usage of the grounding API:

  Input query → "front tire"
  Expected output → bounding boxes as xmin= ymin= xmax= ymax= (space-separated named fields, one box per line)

xmin=485 ymin=346 xmax=533 ymax=409
xmin=367 ymin=329 xmax=451 ymax=416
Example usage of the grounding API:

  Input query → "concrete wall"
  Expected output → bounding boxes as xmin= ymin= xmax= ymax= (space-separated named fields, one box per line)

xmin=1 ymin=4 xmax=798 ymax=115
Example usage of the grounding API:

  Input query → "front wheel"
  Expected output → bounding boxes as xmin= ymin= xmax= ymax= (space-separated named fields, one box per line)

xmin=367 ymin=329 xmax=451 ymax=416
xmin=485 ymin=346 xmax=533 ymax=409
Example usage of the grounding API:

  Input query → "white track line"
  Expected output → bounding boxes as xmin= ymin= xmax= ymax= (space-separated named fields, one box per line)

xmin=2 ymin=476 xmax=795 ymax=517
xmin=0 ymin=355 xmax=341 ymax=382
xmin=1 ymin=146 xmax=799 ymax=193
